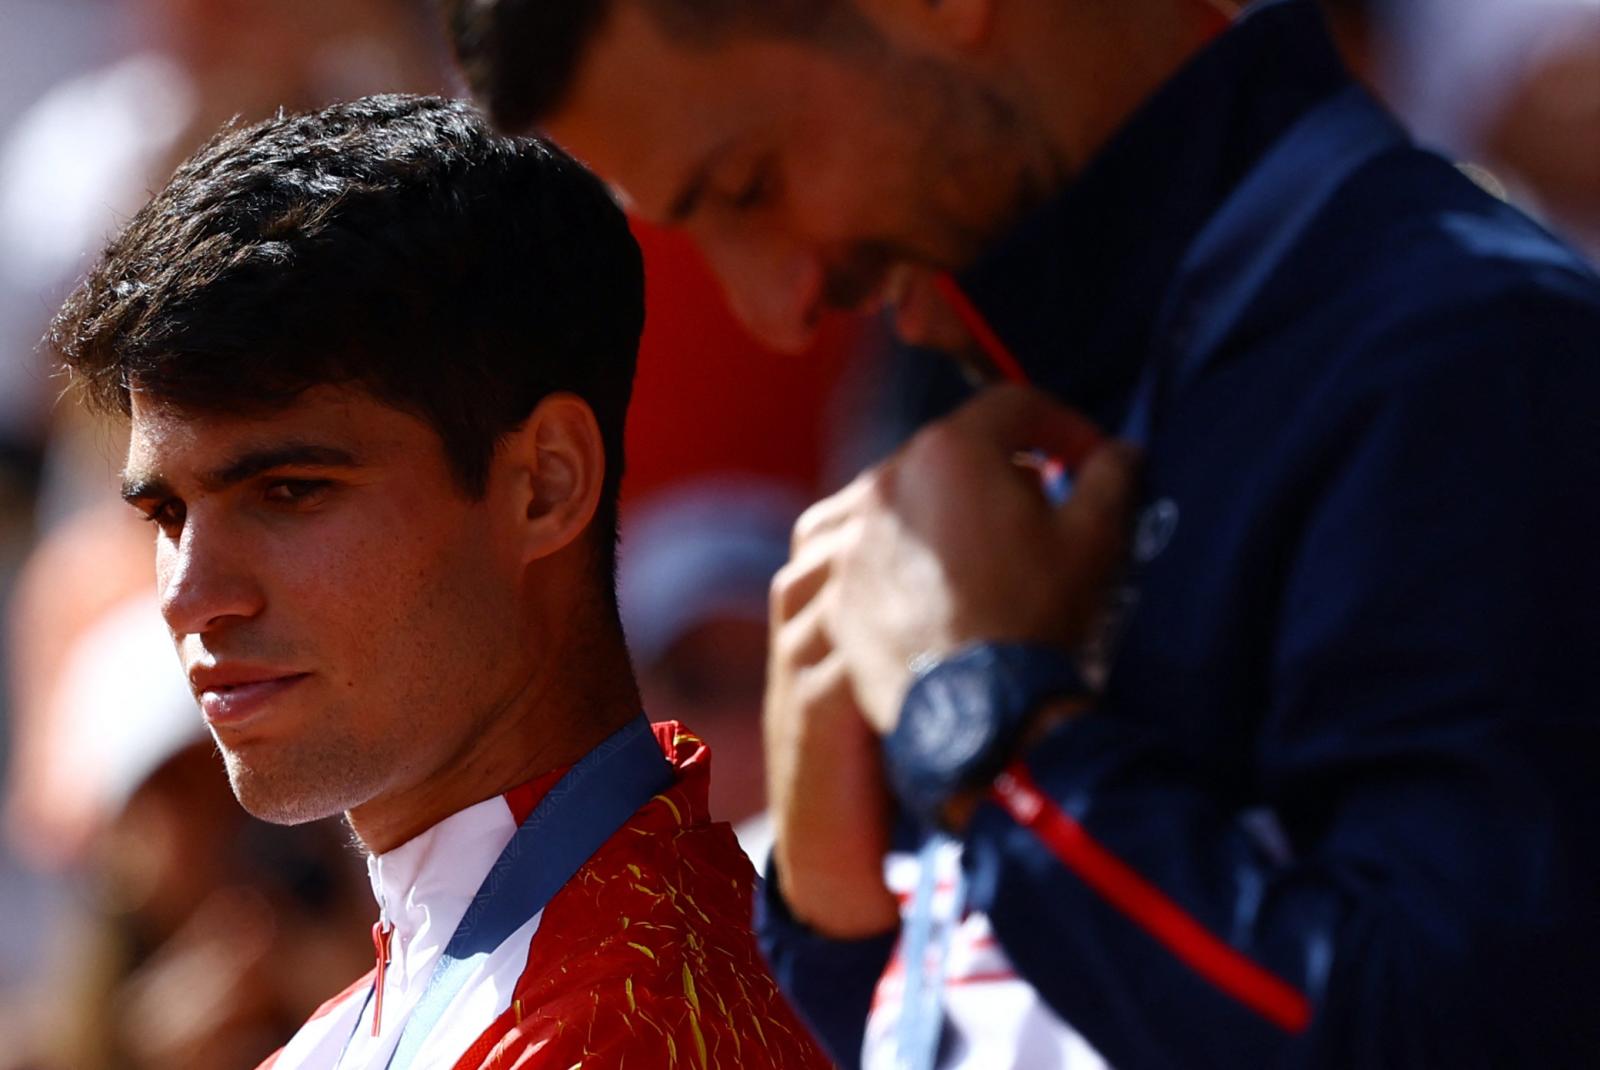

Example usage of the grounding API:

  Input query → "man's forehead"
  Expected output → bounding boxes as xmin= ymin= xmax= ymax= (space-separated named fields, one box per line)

xmin=539 ymin=8 xmax=712 ymax=218
xmin=125 ymin=385 xmax=396 ymax=468
xmin=542 ymin=3 xmax=803 ymax=221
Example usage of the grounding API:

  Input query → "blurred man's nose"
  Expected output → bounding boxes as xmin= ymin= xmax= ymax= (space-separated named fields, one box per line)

xmin=158 ymin=519 xmax=264 ymax=636
xmin=704 ymin=234 xmax=827 ymax=353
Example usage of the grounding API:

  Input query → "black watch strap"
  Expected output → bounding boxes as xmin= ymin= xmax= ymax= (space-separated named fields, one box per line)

xmin=884 ymin=642 xmax=1087 ymax=828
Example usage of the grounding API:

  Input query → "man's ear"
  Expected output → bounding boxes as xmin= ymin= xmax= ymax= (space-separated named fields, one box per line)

xmin=866 ymin=0 xmax=996 ymax=51
xmin=501 ymin=392 xmax=606 ymax=564
xmin=930 ymin=0 xmax=996 ymax=49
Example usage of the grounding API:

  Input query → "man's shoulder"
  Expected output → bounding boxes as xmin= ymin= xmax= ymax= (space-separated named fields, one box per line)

xmin=520 ymin=779 xmax=761 ymax=993
xmin=455 ymin=1000 xmax=829 ymax=1070
xmin=454 ymin=792 xmax=830 ymax=1068
xmin=1241 ymin=146 xmax=1600 ymax=418
xmin=1305 ymin=146 xmax=1600 ymax=335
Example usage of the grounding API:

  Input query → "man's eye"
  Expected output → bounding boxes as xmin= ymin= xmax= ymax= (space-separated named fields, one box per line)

xmin=141 ymin=500 xmax=185 ymax=531
xmin=263 ymin=479 xmax=330 ymax=505
xmin=727 ymin=161 xmax=775 ymax=212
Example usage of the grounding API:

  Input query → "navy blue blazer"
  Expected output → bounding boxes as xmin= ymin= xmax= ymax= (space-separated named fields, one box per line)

xmin=757 ymin=2 xmax=1600 ymax=1067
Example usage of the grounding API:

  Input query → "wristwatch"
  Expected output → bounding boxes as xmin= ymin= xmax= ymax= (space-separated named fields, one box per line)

xmin=884 ymin=642 xmax=1087 ymax=829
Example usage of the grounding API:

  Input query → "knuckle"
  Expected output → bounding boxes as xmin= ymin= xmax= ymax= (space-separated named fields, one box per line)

xmin=771 ymin=617 xmax=817 ymax=668
xmin=1074 ymin=462 xmax=1138 ymax=521
xmin=990 ymin=381 xmax=1034 ymax=407
xmin=769 ymin=563 xmax=803 ymax=618
xmin=793 ymin=655 xmax=851 ymax=713
xmin=1060 ymin=504 xmax=1129 ymax=558
xmin=791 ymin=499 xmax=830 ymax=550
xmin=969 ymin=381 xmax=1033 ymax=421
xmin=902 ymin=419 xmax=962 ymax=473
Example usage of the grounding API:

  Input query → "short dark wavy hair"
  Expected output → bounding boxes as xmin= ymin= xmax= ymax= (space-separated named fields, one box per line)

xmin=441 ymin=0 xmax=849 ymax=132
xmin=51 ymin=93 xmax=643 ymax=579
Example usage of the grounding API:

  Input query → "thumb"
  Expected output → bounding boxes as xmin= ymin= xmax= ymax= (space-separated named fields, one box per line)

xmin=1055 ymin=440 xmax=1143 ymax=567
xmin=947 ymin=384 xmax=1107 ymax=471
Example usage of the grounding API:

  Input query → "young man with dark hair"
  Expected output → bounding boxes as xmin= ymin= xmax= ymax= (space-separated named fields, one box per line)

xmin=51 ymin=93 xmax=829 ymax=1070
xmin=442 ymin=1 xmax=1600 ymax=1067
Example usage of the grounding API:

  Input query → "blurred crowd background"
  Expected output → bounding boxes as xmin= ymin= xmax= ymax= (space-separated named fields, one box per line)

xmin=0 ymin=0 xmax=1593 ymax=1066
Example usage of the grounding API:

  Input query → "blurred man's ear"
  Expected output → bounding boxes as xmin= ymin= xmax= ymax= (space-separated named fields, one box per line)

xmin=499 ymin=393 xmax=606 ymax=565
xmin=858 ymin=0 xmax=997 ymax=52
xmin=929 ymin=0 xmax=997 ymax=49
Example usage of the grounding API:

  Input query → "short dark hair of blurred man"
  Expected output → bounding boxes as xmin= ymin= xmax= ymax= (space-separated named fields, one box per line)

xmin=50 ymin=94 xmax=830 ymax=1070
xmin=444 ymin=1 xmax=1600 ymax=1067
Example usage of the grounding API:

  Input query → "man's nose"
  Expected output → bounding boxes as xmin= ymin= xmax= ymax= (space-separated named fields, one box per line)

xmin=703 ymin=234 xmax=827 ymax=353
xmin=158 ymin=518 xmax=264 ymax=636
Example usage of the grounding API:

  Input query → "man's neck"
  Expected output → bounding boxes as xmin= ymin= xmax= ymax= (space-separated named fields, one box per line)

xmin=347 ymin=624 xmax=642 ymax=856
xmin=997 ymin=0 xmax=1231 ymax=184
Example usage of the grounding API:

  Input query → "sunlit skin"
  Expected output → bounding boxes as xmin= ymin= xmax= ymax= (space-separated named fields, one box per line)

xmin=543 ymin=0 xmax=1229 ymax=351
xmin=122 ymin=384 xmax=639 ymax=854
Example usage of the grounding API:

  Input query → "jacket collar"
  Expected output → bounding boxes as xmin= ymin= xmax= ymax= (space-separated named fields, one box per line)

xmin=363 ymin=720 xmax=711 ymax=949
xmin=955 ymin=0 xmax=1353 ymax=428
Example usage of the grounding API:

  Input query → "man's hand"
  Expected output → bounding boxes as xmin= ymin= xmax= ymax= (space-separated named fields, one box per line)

xmin=764 ymin=385 xmax=1139 ymax=938
xmin=818 ymin=385 xmax=1138 ymax=732
xmin=765 ymin=486 xmax=902 ymax=938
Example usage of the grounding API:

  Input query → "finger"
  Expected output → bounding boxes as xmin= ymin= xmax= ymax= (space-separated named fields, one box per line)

xmin=791 ymin=469 xmax=877 ymax=554
xmin=1055 ymin=440 xmax=1142 ymax=569
xmin=770 ymin=590 xmax=834 ymax=672
xmin=770 ymin=554 xmax=827 ymax=624
xmin=770 ymin=521 xmax=853 ymax=622
xmin=943 ymin=382 xmax=1107 ymax=472
xmin=1071 ymin=440 xmax=1143 ymax=516
xmin=792 ymin=649 xmax=861 ymax=728
xmin=765 ymin=646 xmax=859 ymax=750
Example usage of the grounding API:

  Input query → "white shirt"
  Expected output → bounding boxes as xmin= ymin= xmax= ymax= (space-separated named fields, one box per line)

xmin=269 ymin=792 xmax=541 ymax=1068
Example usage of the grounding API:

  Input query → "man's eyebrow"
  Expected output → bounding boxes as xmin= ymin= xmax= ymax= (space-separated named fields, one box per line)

xmin=204 ymin=443 xmax=361 ymax=489
xmin=666 ymin=135 xmax=741 ymax=224
xmin=120 ymin=474 xmax=172 ymax=505
xmin=667 ymin=163 xmax=712 ymax=224
xmin=120 ymin=443 xmax=362 ymax=504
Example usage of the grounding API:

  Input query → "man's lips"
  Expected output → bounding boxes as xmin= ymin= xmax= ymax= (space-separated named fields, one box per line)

xmin=191 ymin=669 xmax=311 ymax=727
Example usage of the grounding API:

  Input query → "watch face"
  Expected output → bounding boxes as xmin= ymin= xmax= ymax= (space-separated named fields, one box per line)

xmin=911 ymin=672 xmax=993 ymax=775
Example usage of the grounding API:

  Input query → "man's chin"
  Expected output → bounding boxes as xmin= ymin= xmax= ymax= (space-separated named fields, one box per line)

xmin=220 ymin=750 xmax=360 ymax=826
